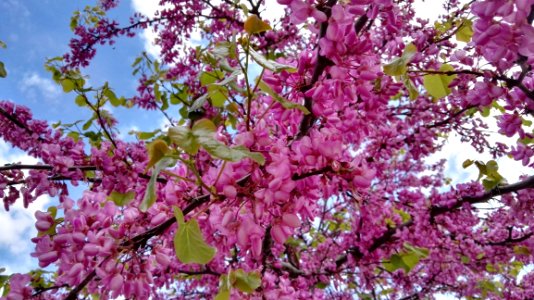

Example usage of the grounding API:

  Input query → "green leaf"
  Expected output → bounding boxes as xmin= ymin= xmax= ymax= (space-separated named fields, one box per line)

xmin=173 ymin=206 xmax=185 ymax=225
xmin=145 ymin=139 xmax=170 ymax=170
xmin=402 ymin=75 xmax=418 ymax=100
xmin=173 ymin=208 xmax=216 ymax=264
xmin=140 ymin=157 xmax=175 ymax=212
xmin=136 ymin=129 xmax=161 ymax=140
xmin=0 ymin=40 xmax=6 ymax=48
xmin=108 ymin=190 xmax=135 ymax=206
xmin=244 ymin=15 xmax=272 ymax=35
xmin=485 ymin=263 xmax=497 ymax=273
xmin=462 ymin=159 xmax=474 ymax=169
xmin=67 ymin=131 xmax=80 ymax=142
xmin=214 ymin=290 xmax=230 ymax=300
xmin=423 ymin=64 xmax=457 ymax=99
xmin=258 ymin=80 xmax=309 ymax=114
xmin=215 ymin=274 xmax=231 ymax=300
xmin=231 ymin=269 xmax=261 ymax=293
xmin=103 ymin=87 xmax=121 ymax=107
xmin=248 ymin=48 xmax=296 ymax=73
xmin=403 ymin=243 xmax=429 ymax=258
xmin=200 ymin=70 xmax=224 ymax=86
xmin=0 ymin=62 xmax=6 ymax=78
xmin=400 ymin=252 xmax=420 ymax=272
xmin=456 ymin=19 xmax=473 ymax=43
xmin=75 ymin=95 xmax=87 ymax=106
xmin=61 ymin=78 xmax=76 ymax=92
xmin=383 ymin=254 xmax=408 ymax=272
xmin=193 ymin=119 xmax=265 ymax=165
xmin=393 ymin=208 xmax=411 ymax=223
xmin=383 ymin=43 xmax=417 ymax=76
xmin=207 ymin=85 xmax=228 ymax=107
xmin=168 ymin=126 xmax=200 ymax=155
xmin=461 ymin=255 xmax=470 ymax=264
xmin=513 ymin=245 xmax=531 ymax=256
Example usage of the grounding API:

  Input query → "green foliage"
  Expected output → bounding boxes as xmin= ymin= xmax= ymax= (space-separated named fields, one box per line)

xmin=244 ymin=15 xmax=271 ymax=35
xmin=231 ymin=269 xmax=261 ymax=293
xmin=423 ymin=64 xmax=456 ymax=99
xmin=168 ymin=119 xmax=265 ymax=165
xmin=258 ymin=80 xmax=310 ymax=114
xmin=108 ymin=190 xmax=136 ymax=206
xmin=382 ymin=243 xmax=429 ymax=273
xmin=248 ymin=47 xmax=296 ymax=73
xmin=456 ymin=19 xmax=474 ymax=42
xmin=383 ymin=43 xmax=417 ymax=76
xmin=0 ymin=62 xmax=6 ymax=78
xmin=463 ymin=159 xmax=506 ymax=190
xmin=145 ymin=139 xmax=170 ymax=170
xmin=140 ymin=157 xmax=175 ymax=212
xmin=0 ymin=40 xmax=6 ymax=78
xmin=215 ymin=269 xmax=261 ymax=298
xmin=173 ymin=207 xmax=216 ymax=264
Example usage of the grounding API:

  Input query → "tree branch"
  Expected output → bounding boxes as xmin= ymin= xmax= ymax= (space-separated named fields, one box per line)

xmin=295 ymin=0 xmax=338 ymax=140
xmin=430 ymin=175 xmax=534 ymax=218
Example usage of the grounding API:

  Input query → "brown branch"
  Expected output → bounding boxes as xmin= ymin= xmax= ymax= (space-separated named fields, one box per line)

xmin=335 ymin=176 xmax=534 ymax=270
xmin=486 ymin=232 xmax=533 ymax=246
xmin=425 ymin=105 xmax=476 ymax=129
xmin=0 ymin=164 xmax=97 ymax=172
xmin=295 ymin=0 xmax=338 ymax=140
xmin=0 ymin=107 xmax=35 ymax=136
xmin=430 ymin=175 xmax=534 ymax=218
xmin=291 ymin=166 xmax=333 ymax=181
xmin=64 ymin=269 xmax=97 ymax=300
xmin=0 ymin=163 xmax=167 ymax=186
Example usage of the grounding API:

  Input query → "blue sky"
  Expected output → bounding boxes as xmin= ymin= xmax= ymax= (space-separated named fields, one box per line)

xmin=0 ymin=0 xmax=165 ymax=274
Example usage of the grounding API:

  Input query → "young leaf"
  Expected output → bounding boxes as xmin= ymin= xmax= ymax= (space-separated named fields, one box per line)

xmin=145 ymin=139 xmax=170 ymax=170
xmin=258 ymin=81 xmax=310 ymax=114
xmin=423 ymin=64 xmax=457 ymax=99
xmin=231 ymin=269 xmax=261 ymax=293
xmin=248 ymin=48 xmax=296 ymax=73
xmin=61 ymin=78 xmax=76 ymax=92
xmin=140 ymin=157 xmax=175 ymax=212
xmin=382 ymin=254 xmax=408 ymax=273
xmin=383 ymin=43 xmax=417 ymax=76
xmin=192 ymin=119 xmax=265 ymax=165
xmin=173 ymin=215 xmax=216 ymax=264
xmin=456 ymin=19 xmax=473 ymax=43
xmin=244 ymin=14 xmax=272 ymax=35
xmin=0 ymin=62 xmax=6 ymax=78
xmin=108 ymin=190 xmax=136 ymax=206
xmin=168 ymin=126 xmax=200 ymax=155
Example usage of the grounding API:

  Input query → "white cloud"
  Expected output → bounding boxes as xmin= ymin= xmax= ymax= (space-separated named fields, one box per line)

xmin=427 ymin=112 xmax=531 ymax=186
xmin=19 ymin=72 xmax=61 ymax=103
xmin=0 ymin=141 xmax=50 ymax=274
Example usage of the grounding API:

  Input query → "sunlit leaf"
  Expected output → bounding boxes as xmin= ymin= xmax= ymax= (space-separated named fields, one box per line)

xmin=108 ymin=190 xmax=136 ymax=206
xmin=0 ymin=62 xmax=6 ymax=78
xmin=192 ymin=119 xmax=265 ymax=164
xmin=456 ymin=19 xmax=473 ymax=42
xmin=140 ymin=157 xmax=175 ymax=212
xmin=145 ymin=139 xmax=170 ymax=170
xmin=168 ymin=126 xmax=200 ymax=155
xmin=249 ymin=47 xmax=296 ymax=73
xmin=258 ymin=80 xmax=309 ymax=114
xmin=61 ymin=78 xmax=75 ymax=92
xmin=513 ymin=245 xmax=530 ymax=256
xmin=423 ymin=64 xmax=457 ymax=99
xmin=231 ymin=269 xmax=261 ymax=293
xmin=383 ymin=43 xmax=417 ymax=76
xmin=173 ymin=207 xmax=216 ymax=264
xmin=244 ymin=14 xmax=272 ymax=35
